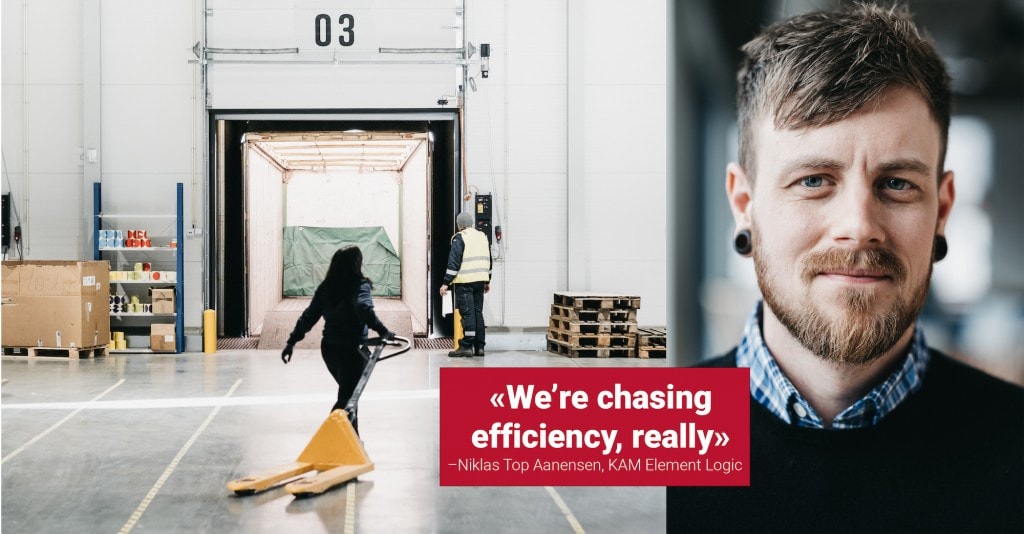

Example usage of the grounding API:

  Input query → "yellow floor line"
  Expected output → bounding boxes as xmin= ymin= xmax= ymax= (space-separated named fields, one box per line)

xmin=544 ymin=486 xmax=586 ymax=533
xmin=345 ymin=481 xmax=357 ymax=534
xmin=119 ymin=379 xmax=242 ymax=533
xmin=1 ymin=378 xmax=125 ymax=464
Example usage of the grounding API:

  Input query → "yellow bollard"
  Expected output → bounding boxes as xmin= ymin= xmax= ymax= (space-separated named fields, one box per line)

xmin=453 ymin=308 xmax=463 ymax=349
xmin=203 ymin=309 xmax=217 ymax=354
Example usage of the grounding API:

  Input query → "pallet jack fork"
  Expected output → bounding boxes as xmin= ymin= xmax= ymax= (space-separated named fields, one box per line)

xmin=227 ymin=335 xmax=411 ymax=497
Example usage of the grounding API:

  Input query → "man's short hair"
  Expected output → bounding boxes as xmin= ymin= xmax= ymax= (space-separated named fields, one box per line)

xmin=736 ymin=3 xmax=952 ymax=181
xmin=456 ymin=211 xmax=475 ymax=230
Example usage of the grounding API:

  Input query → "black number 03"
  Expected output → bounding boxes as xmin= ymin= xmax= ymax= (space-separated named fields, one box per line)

xmin=314 ymin=14 xmax=355 ymax=47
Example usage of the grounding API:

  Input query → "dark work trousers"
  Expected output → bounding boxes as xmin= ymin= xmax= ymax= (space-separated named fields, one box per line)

xmin=455 ymin=282 xmax=486 ymax=350
xmin=320 ymin=338 xmax=370 ymax=433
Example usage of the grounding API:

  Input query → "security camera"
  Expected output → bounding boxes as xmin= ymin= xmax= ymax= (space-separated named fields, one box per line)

xmin=480 ymin=43 xmax=491 ymax=78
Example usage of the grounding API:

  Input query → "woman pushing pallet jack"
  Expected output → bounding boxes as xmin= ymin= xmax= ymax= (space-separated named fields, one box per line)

xmin=227 ymin=246 xmax=411 ymax=497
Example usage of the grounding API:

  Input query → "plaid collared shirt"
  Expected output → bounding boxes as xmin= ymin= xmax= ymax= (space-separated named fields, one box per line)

xmin=735 ymin=301 xmax=930 ymax=429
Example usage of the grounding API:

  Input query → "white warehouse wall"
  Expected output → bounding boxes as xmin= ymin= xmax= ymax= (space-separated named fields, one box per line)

xmin=97 ymin=1 xmax=203 ymax=336
xmin=1 ymin=0 xmax=206 ymax=340
xmin=285 ymin=171 xmax=401 ymax=246
xmin=466 ymin=0 xmax=568 ymax=327
xmin=582 ymin=0 xmax=668 ymax=325
xmin=0 ymin=0 xmax=668 ymax=338
xmin=465 ymin=0 xmax=668 ymax=326
xmin=1 ymin=1 xmax=86 ymax=259
xmin=205 ymin=0 xmax=458 ymax=109
xmin=400 ymin=143 xmax=430 ymax=332
xmin=245 ymin=149 xmax=285 ymax=335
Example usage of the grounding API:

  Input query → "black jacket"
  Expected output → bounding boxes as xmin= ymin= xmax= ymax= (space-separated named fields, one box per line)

xmin=287 ymin=280 xmax=388 ymax=345
xmin=668 ymin=348 xmax=1024 ymax=533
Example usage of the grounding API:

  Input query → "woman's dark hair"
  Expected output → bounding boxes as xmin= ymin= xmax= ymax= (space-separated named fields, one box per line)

xmin=323 ymin=246 xmax=367 ymax=300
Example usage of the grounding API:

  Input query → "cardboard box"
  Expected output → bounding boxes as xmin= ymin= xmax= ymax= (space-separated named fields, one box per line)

xmin=1 ymin=260 xmax=110 ymax=348
xmin=151 ymin=288 xmax=175 ymax=314
xmin=150 ymin=323 xmax=176 ymax=352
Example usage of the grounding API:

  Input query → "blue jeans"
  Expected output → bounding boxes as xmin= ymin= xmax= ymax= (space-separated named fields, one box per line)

xmin=455 ymin=282 xmax=486 ymax=349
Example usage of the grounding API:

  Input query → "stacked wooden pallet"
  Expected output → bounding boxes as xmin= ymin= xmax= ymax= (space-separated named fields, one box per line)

xmin=636 ymin=327 xmax=667 ymax=358
xmin=547 ymin=292 xmax=640 ymax=357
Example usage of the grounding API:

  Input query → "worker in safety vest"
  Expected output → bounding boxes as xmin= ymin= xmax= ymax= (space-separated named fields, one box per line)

xmin=439 ymin=211 xmax=492 ymax=357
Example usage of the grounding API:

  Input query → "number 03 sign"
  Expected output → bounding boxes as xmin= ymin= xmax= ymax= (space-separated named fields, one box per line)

xmin=295 ymin=5 xmax=376 ymax=51
xmin=313 ymin=13 xmax=356 ymax=47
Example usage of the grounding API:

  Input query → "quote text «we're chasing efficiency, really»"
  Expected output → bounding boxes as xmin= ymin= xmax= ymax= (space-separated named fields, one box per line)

xmin=440 ymin=368 xmax=750 ymax=486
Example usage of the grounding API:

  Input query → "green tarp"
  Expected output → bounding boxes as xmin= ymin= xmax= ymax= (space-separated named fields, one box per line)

xmin=283 ymin=226 xmax=400 ymax=297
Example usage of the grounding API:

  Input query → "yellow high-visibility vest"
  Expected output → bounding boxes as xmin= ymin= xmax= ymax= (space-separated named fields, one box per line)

xmin=452 ymin=227 xmax=490 ymax=284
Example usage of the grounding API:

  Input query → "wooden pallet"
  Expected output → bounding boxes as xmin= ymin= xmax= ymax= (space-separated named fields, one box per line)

xmin=548 ymin=317 xmax=638 ymax=335
xmin=2 ymin=345 xmax=109 ymax=359
xmin=550 ymin=304 xmax=637 ymax=323
xmin=552 ymin=292 xmax=641 ymax=311
xmin=636 ymin=347 xmax=667 ymax=359
xmin=546 ymin=339 xmax=634 ymax=358
xmin=637 ymin=327 xmax=667 ymax=347
xmin=636 ymin=327 xmax=667 ymax=358
xmin=546 ymin=329 xmax=636 ymax=348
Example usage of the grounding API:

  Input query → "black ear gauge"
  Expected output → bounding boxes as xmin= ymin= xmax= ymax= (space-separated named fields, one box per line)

xmin=933 ymin=235 xmax=948 ymax=262
xmin=733 ymin=229 xmax=752 ymax=256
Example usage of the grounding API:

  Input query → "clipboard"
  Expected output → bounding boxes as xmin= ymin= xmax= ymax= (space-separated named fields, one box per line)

xmin=442 ymin=292 xmax=454 ymax=316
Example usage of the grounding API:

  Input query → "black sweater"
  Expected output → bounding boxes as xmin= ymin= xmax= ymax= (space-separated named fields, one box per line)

xmin=287 ymin=280 xmax=388 ymax=345
xmin=668 ymin=349 xmax=1024 ymax=533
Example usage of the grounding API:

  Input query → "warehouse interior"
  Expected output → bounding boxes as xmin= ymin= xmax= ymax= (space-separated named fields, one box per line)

xmin=2 ymin=0 xmax=1022 ymax=532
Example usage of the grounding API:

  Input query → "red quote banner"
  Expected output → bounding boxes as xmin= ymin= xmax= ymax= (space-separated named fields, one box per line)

xmin=440 ymin=367 xmax=749 ymax=486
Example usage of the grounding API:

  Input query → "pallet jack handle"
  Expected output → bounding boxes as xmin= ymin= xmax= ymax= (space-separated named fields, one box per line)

xmin=344 ymin=335 xmax=412 ymax=416
xmin=369 ymin=334 xmax=412 ymax=362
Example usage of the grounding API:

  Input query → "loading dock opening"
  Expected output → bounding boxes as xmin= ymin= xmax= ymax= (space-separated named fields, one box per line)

xmin=209 ymin=112 xmax=459 ymax=341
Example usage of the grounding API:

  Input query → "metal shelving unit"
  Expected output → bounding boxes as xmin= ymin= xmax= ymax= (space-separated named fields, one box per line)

xmin=93 ymin=182 xmax=184 ymax=353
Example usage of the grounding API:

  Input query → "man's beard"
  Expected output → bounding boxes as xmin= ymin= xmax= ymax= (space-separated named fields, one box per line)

xmin=753 ymin=227 xmax=931 ymax=366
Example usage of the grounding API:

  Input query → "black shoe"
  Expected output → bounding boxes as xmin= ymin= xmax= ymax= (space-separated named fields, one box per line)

xmin=474 ymin=346 xmax=486 ymax=356
xmin=448 ymin=345 xmax=475 ymax=357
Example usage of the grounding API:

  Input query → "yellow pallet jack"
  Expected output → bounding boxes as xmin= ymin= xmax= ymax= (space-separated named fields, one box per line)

xmin=227 ymin=335 xmax=411 ymax=497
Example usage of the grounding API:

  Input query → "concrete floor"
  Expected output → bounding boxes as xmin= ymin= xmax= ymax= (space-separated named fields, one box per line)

xmin=1 ymin=347 xmax=667 ymax=533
